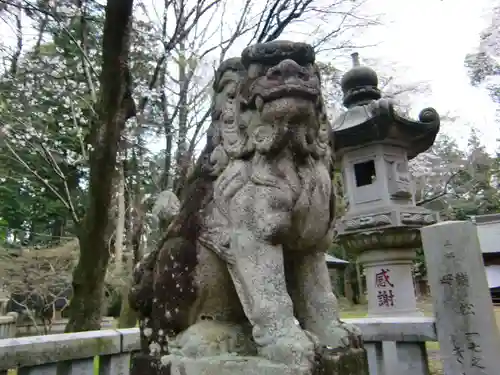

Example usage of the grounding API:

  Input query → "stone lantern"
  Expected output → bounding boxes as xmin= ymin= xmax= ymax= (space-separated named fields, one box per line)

xmin=333 ymin=53 xmax=440 ymax=317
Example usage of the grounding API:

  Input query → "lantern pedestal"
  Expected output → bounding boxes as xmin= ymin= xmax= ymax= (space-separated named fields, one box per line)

xmin=341 ymin=228 xmax=425 ymax=317
xmin=359 ymin=248 xmax=421 ymax=317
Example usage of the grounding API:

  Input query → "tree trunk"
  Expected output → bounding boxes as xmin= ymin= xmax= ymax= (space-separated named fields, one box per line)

xmin=159 ymin=5 xmax=173 ymax=191
xmin=114 ymin=164 xmax=126 ymax=272
xmin=118 ymin=255 xmax=138 ymax=328
xmin=173 ymin=40 xmax=189 ymax=196
xmin=161 ymin=92 xmax=173 ymax=190
xmin=50 ymin=217 xmax=64 ymax=244
xmin=9 ymin=2 xmax=22 ymax=76
xmin=28 ymin=222 xmax=35 ymax=243
xmin=118 ymin=154 xmax=140 ymax=328
xmin=65 ymin=0 xmax=135 ymax=333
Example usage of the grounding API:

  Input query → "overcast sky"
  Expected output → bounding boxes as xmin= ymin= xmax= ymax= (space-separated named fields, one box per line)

xmin=140 ymin=0 xmax=499 ymax=154
xmin=1 ymin=0 xmax=497 ymax=153
xmin=359 ymin=0 xmax=497 ymax=152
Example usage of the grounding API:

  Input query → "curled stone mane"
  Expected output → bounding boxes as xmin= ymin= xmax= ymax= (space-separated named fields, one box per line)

xmin=129 ymin=56 xmax=247 ymax=352
xmin=241 ymin=41 xmax=315 ymax=67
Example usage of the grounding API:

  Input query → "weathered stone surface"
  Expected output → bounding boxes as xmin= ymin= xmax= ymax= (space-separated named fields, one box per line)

xmin=314 ymin=348 xmax=368 ymax=375
xmin=168 ymin=320 xmax=257 ymax=358
xmin=132 ymin=348 xmax=368 ymax=375
xmin=118 ymin=327 xmax=142 ymax=352
xmin=333 ymin=52 xmax=439 ymax=159
xmin=0 ymin=330 xmax=121 ymax=369
xmin=343 ymin=316 xmax=437 ymax=342
xmin=130 ymin=40 xmax=362 ymax=374
xmin=421 ymin=221 xmax=500 ymax=375
xmin=163 ymin=355 xmax=311 ymax=375
xmin=241 ymin=40 xmax=315 ymax=68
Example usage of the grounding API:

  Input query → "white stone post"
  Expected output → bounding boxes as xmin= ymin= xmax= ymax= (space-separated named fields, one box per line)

xmin=360 ymin=249 xmax=420 ymax=317
xmin=421 ymin=221 xmax=500 ymax=375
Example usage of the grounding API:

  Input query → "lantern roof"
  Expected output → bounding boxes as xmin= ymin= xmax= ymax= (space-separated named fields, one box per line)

xmin=333 ymin=53 xmax=440 ymax=159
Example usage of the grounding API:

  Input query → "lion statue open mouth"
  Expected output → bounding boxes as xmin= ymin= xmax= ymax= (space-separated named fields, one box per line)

xmin=231 ymin=42 xmax=328 ymax=160
xmin=248 ymin=59 xmax=321 ymax=116
xmin=129 ymin=41 xmax=362 ymax=371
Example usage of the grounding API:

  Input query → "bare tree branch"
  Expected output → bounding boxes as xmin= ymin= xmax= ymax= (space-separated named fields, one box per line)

xmin=2 ymin=138 xmax=80 ymax=224
xmin=8 ymin=0 xmax=22 ymax=75
xmin=416 ymin=170 xmax=464 ymax=206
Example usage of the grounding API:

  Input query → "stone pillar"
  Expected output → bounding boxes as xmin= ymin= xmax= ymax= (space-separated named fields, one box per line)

xmin=421 ymin=221 xmax=500 ymax=375
xmin=360 ymin=248 xmax=420 ymax=317
xmin=341 ymin=230 xmax=429 ymax=375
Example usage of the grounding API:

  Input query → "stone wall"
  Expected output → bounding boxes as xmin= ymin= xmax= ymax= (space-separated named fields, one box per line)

xmin=14 ymin=316 xmax=115 ymax=337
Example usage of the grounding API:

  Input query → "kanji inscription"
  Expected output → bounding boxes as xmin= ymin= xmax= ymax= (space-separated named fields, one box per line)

xmin=377 ymin=290 xmax=394 ymax=307
xmin=375 ymin=268 xmax=394 ymax=288
xmin=439 ymin=271 xmax=477 ymax=316
xmin=451 ymin=332 xmax=485 ymax=371
xmin=374 ymin=268 xmax=395 ymax=307
xmin=441 ymin=269 xmax=488 ymax=371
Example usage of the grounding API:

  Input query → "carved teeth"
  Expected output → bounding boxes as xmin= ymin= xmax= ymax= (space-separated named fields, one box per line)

xmin=255 ymin=95 xmax=264 ymax=111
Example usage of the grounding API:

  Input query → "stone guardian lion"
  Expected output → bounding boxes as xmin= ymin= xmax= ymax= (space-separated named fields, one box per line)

xmin=130 ymin=41 xmax=361 ymax=370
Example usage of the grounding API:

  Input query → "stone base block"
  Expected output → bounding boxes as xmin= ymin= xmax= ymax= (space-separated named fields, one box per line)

xmin=314 ymin=347 xmax=368 ymax=375
xmin=163 ymin=355 xmax=311 ymax=375
xmin=130 ymin=348 xmax=368 ymax=375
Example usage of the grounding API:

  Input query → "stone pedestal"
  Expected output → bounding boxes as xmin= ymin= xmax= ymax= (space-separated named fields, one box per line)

xmin=360 ymin=248 xmax=421 ymax=317
xmin=131 ymin=348 xmax=368 ymax=375
xmin=340 ymin=229 xmax=423 ymax=318
xmin=339 ymin=231 xmax=426 ymax=375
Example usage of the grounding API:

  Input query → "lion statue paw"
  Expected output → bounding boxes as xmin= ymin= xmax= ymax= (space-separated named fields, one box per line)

xmin=259 ymin=330 xmax=316 ymax=369
xmin=318 ymin=320 xmax=363 ymax=350
xmin=168 ymin=320 xmax=257 ymax=358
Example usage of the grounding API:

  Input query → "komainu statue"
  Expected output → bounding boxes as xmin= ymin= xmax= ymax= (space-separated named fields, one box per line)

xmin=130 ymin=41 xmax=364 ymax=373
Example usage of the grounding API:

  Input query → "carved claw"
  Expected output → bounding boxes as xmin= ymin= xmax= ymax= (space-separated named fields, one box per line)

xmin=318 ymin=320 xmax=363 ymax=351
xmin=259 ymin=331 xmax=316 ymax=369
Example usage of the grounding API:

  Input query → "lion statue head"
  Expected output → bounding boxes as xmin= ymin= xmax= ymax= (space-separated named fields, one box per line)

xmin=209 ymin=40 xmax=332 ymax=174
